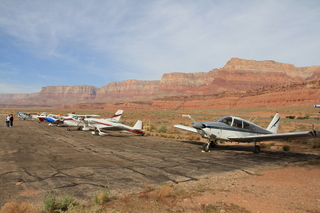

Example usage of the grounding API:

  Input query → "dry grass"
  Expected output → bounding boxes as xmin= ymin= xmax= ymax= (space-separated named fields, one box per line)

xmin=0 ymin=202 xmax=36 ymax=213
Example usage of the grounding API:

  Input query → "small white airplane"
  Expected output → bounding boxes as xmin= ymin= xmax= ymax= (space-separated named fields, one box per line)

xmin=17 ymin=112 xmax=37 ymax=120
xmin=174 ymin=113 xmax=320 ymax=153
xmin=85 ymin=110 xmax=144 ymax=136
xmin=63 ymin=113 xmax=104 ymax=131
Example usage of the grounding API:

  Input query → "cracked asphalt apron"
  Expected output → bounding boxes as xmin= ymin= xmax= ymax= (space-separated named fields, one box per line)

xmin=1 ymin=120 xmax=319 ymax=205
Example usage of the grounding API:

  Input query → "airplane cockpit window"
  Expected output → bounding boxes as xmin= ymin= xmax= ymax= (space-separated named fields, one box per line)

xmin=232 ymin=119 xmax=243 ymax=128
xmin=243 ymin=121 xmax=250 ymax=129
xmin=217 ymin=117 xmax=232 ymax=126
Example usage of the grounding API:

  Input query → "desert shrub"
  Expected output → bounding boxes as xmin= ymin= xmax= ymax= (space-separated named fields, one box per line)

xmin=64 ymin=205 xmax=102 ymax=213
xmin=312 ymin=141 xmax=320 ymax=148
xmin=260 ymin=142 xmax=275 ymax=149
xmin=151 ymin=185 xmax=174 ymax=200
xmin=286 ymin=116 xmax=296 ymax=119
xmin=43 ymin=194 xmax=56 ymax=212
xmin=186 ymin=135 xmax=200 ymax=141
xmin=43 ymin=193 xmax=75 ymax=212
xmin=0 ymin=202 xmax=36 ymax=213
xmin=94 ymin=187 xmax=111 ymax=205
xmin=158 ymin=125 xmax=167 ymax=133
xmin=283 ymin=145 xmax=291 ymax=151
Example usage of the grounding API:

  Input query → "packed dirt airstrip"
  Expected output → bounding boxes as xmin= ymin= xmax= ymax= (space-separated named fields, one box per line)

xmin=1 ymin=107 xmax=320 ymax=212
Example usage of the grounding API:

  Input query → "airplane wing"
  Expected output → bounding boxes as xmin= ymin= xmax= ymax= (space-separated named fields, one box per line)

xmin=228 ymin=130 xmax=320 ymax=142
xmin=77 ymin=115 xmax=100 ymax=118
xmin=174 ymin=124 xmax=198 ymax=133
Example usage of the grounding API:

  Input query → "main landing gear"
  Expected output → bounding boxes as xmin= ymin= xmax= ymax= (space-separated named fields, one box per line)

xmin=253 ymin=140 xmax=260 ymax=154
xmin=202 ymin=140 xmax=261 ymax=154
xmin=202 ymin=140 xmax=217 ymax=152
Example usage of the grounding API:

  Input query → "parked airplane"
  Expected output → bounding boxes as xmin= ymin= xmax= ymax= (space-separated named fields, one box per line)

xmin=17 ymin=112 xmax=37 ymax=120
xmin=63 ymin=114 xmax=101 ymax=131
xmin=89 ymin=120 xmax=144 ymax=136
xmin=45 ymin=113 xmax=71 ymax=126
xmin=85 ymin=110 xmax=144 ymax=136
xmin=32 ymin=112 xmax=47 ymax=122
xmin=174 ymin=113 xmax=319 ymax=153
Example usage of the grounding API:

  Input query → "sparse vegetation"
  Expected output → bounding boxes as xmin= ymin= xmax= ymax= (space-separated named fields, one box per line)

xmin=43 ymin=193 xmax=75 ymax=212
xmin=0 ymin=202 xmax=36 ymax=213
xmin=286 ymin=115 xmax=296 ymax=119
xmin=94 ymin=187 xmax=111 ymax=205
xmin=283 ymin=145 xmax=291 ymax=151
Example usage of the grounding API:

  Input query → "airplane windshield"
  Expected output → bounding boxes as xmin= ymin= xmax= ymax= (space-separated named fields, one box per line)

xmin=217 ymin=117 xmax=232 ymax=126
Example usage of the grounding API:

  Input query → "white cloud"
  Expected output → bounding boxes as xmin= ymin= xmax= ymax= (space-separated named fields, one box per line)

xmin=0 ymin=0 xmax=319 ymax=93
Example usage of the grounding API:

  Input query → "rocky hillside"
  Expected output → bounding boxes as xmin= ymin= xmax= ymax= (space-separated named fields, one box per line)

xmin=0 ymin=58 xmax=319 ymax=108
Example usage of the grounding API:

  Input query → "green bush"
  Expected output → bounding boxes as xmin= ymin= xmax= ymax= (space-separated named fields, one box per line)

xmin=285 ymin=116 xmax=295 ymax=119
xmin=43 ymin=194 xmax=75 ymax=212
xmin=283 ymin=145 xmax=291 ymax=151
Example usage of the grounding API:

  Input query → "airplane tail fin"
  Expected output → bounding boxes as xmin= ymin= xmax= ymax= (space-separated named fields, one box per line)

xmin=267 ymin=113 xmax=281 ymax=134
xmin=133 ymin=120 xmax=143 ymax=130
xmin=111 ymin=110 xmax=124 ymax=122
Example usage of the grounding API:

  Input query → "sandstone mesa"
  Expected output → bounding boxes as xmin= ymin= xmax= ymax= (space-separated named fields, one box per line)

xmin=0 ymin=58 xmax=319 ymax=109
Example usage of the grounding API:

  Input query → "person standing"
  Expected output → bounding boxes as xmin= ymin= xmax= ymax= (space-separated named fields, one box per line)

xmin=5 ymin=115 xmax=10 ymax=127
xmin=10 ymin=114 xmax=13 ymax=127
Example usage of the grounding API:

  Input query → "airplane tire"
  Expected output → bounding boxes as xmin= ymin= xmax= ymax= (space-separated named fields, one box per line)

xmin=202 ymin=143 xmax=210 ymax=152
xmin=253 ymin=145 xmax=260 ymax=154
xmin=77 ymin=126 xmax=83 ymax=130
xmin=67 ymin=127 xmax=71 ymax=131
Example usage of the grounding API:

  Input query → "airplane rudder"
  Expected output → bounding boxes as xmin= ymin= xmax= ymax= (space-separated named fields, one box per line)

xmin=267 ymin=113 xmax=281 ymax=133
xmin=133 ymin=120 xmax=143 ymax=129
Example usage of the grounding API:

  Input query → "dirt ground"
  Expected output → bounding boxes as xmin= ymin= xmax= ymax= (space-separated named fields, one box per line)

xmin=0 ymin=118 xmax=320 ymax=212
xmin=173 ymin=163 xmax=320 ymax=213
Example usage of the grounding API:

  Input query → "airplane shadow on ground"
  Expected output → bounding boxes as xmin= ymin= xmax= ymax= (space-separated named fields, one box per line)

xmin=180 ymin=140 xmax=320 ymax=159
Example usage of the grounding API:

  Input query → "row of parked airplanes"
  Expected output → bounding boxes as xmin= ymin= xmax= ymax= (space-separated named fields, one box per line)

xmin=18 ymin=110 xmax=144 ymax=136
xmin=18 ymin=110 xmax=320 ymax=154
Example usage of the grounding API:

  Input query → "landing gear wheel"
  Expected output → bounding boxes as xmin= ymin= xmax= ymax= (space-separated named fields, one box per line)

xmin=77 ymin=126 xmax=83 ymax=130
xmin=202 ymin=143 xmax=211 ymax=152
xmin=253 ymin=145 xmax=260 ymax=154
xmin=67 ymin=127 xmax=71 ymax=131
xmin=210 ymin=140 xmax=216 ymax=148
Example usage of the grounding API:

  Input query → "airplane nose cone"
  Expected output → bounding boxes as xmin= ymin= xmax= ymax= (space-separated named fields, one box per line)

xmin=193 ymin=122 xmax=206 ymax=130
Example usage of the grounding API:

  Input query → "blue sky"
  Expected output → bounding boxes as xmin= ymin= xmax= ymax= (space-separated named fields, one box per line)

xmin=0 ymin=0 xmax=319 ymax=94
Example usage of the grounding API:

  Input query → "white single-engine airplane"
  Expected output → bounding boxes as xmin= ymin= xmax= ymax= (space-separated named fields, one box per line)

xmin=174 ymin=113 xmax=319 ymax=153
xmin=86 ymin=110 xmax=144 ymax=136
xmin=63 ymin=113 xmax=101 ymax=131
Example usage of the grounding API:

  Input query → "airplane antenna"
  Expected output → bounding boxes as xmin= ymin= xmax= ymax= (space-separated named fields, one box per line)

xmin=182 ymin=115 xmax=197 ymax=124
xmin=249 ymin=117 xmax=257 ymax=123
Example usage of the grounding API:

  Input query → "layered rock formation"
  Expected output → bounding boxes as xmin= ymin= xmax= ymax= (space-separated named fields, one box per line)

xmin=96 ymin=80 xmax=160 ymax=99
xmin=151 ymin=79 xmax=320 ymax=110
xmin=1 ymin=58 xmax=319 ymax=108
xmin=39 ymin=85 xmax=97 ymax=100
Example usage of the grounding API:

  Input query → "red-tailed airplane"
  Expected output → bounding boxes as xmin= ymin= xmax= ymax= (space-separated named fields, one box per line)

xmin=77 ymin=110 xmax=145 ymax=136
xmin=174 ymin=113 xmax=319 ymax=153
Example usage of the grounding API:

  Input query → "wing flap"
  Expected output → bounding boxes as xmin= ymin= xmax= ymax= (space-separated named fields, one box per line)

xmin=228 ymin=130 xmax=320 ymax=142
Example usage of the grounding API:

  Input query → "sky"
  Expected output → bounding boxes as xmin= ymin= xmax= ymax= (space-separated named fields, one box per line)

xmin=0 ymin=0 xmax=319 ymax=94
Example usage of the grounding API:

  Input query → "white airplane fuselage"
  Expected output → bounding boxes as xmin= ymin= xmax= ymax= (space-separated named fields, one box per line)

xmin=192 ymin=117 xmax=272 ymax=141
